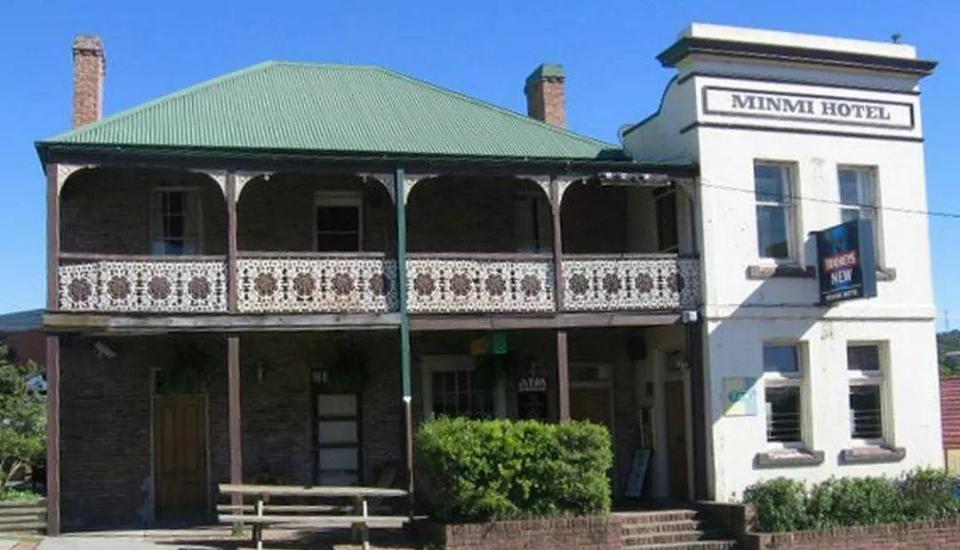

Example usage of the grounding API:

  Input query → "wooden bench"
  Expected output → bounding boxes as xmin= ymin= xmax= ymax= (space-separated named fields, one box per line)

xmin=218 ymin=484 xmax=409 ymax=550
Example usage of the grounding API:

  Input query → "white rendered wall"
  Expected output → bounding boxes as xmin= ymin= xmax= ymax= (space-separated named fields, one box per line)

xmin=626 ymin=24 xmax=943 ymax=501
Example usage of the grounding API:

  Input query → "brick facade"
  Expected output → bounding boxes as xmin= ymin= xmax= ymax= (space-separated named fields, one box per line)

xmin=60 ymin=168 xmax=661 ymax=256
xmin=59 ymin=332 xmax=403 ymax=529
xmin=742 ymin=518 xmax=960 ymax=550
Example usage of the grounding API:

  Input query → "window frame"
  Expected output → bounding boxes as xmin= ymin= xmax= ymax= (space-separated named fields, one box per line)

xmin=150 ymin=187 xmax=204 ymax=256
xmin=314 ymin=191 xmax=364 ymax=252
xmin=837 ymin=165 xmax=883 ymax=265
xmin=846 ymin=341 xmax=887 ymax=447
xmin=761 ymin=342 xmax=806 ymax=450
xmin=419 ymin=355 xmax=506 ymax=420
xmin=754 ymin=161 xmax=799 ymax=264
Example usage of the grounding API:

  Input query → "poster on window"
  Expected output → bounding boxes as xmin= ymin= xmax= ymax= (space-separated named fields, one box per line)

xmin=814 ymin=218 xmax=877 ymax=305
xmin=723 ymin=377 xmax=757 ymax=417
xmin=518 ymin=375 xmax=548 ymax=420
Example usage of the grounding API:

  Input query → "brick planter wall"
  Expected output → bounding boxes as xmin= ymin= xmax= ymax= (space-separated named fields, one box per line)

xmin=742 ymin=517 xmax=960 ymax=549
xmin=417 ymin=516 xmax=622 ymax=550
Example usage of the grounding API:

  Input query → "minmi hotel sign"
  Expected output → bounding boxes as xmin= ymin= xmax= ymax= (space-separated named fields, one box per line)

xmin=702 ymin=86 xmax=915 ymax=130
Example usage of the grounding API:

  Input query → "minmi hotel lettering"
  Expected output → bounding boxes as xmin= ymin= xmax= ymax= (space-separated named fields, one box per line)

xmin=702 ymin=86 xmax=914 ymax=130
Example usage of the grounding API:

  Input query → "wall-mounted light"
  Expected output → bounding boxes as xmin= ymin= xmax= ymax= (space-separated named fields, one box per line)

xmin=93 ymin=341 xmax=117 ymax=359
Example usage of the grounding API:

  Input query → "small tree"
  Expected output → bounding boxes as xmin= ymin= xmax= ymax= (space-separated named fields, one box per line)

xmin=0 ymin=341 xmax=45 ymax=494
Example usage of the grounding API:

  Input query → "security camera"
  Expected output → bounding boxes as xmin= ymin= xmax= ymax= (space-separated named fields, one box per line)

xmin=94 ymin=341 xmax=117 ymax=359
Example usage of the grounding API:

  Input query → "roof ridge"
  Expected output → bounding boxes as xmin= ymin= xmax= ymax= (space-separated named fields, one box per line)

xmin=46 ymin=60 xmax=280 ymax=142
xmin=368 ymin=65 xmax=617 ymax=150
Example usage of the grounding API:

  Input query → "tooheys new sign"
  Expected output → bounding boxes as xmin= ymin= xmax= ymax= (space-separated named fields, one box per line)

xmin=814 ymin=219 xmax=877 ymax=305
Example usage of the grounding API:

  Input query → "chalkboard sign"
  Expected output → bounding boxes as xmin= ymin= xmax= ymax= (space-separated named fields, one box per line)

xmin=625 ymin=449 xmax=652 ymax=498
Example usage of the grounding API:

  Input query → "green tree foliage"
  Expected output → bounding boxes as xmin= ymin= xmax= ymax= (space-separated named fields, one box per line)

xmin=744 ymin=468 xmax=960 ymax=532
xmin=415 ymin=417 xmax=612 ymax=523
xmin=0 ymin=341 xmax=45 ymax=493
xmin=938 ymin=330 xmax=960 ymax=375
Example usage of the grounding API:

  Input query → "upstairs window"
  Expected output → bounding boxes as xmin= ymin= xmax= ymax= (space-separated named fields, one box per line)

xmin=754 ymin=163 xmax=796 ymax=261
xmin=838 ymin=166 xmax=880 ymax=260
xmin=150 ymin=189 xmax=202 ymax=255
xmin=315 ymin=192 xmax=363 ymax=252
xmin=513 ymin=190 xmax=551 ymax=253
xmin=655 ymin=187 xmax=679 ymax=252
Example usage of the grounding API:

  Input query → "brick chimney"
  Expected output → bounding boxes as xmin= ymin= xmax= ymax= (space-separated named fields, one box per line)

xmin=524 ymin=63 xmax=566 ymax=128
xmin=72 ymin=35 xmax=105 ymax=128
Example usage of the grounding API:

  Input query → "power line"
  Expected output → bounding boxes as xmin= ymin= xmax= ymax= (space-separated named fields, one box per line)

xmin=696 ymin=178 xmax=960 ymax=220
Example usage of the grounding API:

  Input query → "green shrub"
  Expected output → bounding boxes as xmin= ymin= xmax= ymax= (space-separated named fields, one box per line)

xmin=415 ymin=417 xmax=612 ymax=523
xmin=745 ymin=469 xmax=960 ymax=532
xmin=808 ymin=477 xmax=904 ymax=527
xmin=898 ymin=467 xmax=960 ymax=520
xmin=742 ymin=478 xmax=810 ymax=532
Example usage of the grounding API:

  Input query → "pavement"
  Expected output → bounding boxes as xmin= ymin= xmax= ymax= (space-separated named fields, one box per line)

xmin=0 ymin=532 xmax=418 ymax=549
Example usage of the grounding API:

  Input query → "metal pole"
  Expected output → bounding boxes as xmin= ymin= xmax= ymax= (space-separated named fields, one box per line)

xmin=394 ymin=167 xmax=415 ymax=513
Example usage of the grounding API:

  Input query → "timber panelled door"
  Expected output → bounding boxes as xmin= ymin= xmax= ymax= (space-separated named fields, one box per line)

xmin=569 ymin=364 xmax=614 ymax=436
xmin=315 ymin=393 xmax=362 ymax=485
xmin=664 ymin=381 xmax=689 ymax=500
xmin=153 ymin=393 xmax=209 ymax=519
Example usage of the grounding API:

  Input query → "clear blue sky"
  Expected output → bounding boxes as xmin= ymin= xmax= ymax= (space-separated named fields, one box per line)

xmin=2 ymin=0 xmax=958 ymax=327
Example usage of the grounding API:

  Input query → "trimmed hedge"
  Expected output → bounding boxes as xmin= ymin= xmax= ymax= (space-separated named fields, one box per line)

xmin=415 ymin=417 xmax=613 ymax=523
xmin=744 ymin=468 xmax=960 ymax=532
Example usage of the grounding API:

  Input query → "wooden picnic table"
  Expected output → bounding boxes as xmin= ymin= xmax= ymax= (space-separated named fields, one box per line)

xmin=218 ymin=484 xmax=409 ymax=550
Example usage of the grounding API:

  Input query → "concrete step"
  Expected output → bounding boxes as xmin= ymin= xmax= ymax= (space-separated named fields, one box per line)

xmin=622 ymin=519 xmax=704 ymax=534
xmin=623 ymin=529 xmax=727 ymax=545
xmin=0 ymin=520 xmax=46 ymax=532
xmin=622 ymin=540 xmax=737 ymax=550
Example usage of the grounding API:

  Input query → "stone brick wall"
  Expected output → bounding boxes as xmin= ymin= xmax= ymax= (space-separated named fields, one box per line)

xmin=238 ymin=173 xmax=394 ymax=252
xmin=60 ymin=168 xmax=227 ymax=255
xmin=742 ymin=518 xmax=960 ymax=550
xmin=419 ymin=516 xmax=621 ymax=550
xmin=60 ymin=169 xmax=658 ymax=255
xmin=60 ymin=331 xmax=403 ymax=530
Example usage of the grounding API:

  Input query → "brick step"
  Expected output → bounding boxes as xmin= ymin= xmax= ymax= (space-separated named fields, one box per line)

xmin=623 ymin=529 xmax=727 ymax=545
xmin=0 ymin=521 xmax=47 ymax=532
xmin=622 ymin=540 xmax=737 ymax=550
xmin=0 ymin=514 xmax=45 ymax=525
xmin=622 ymin=519 xmax=704 ymax=534
xmin=615 ymin=510 xmax=700 ymax=525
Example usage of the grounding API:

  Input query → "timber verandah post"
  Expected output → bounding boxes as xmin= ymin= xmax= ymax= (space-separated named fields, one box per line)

xmin=46 ymin=163 xmax=61 ymax=535
xmin=225 ymin=173 xmax=243 ymax=508
xmin=394 ymin=167 xmax=415 ymax=515
xmin=550 ymin=176 xmax=571 ymax=422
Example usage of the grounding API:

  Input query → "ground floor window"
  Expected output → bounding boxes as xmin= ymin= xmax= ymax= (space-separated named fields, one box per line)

xmin=762 ymin=344 xmax=804 ymax=446
xmin=847 ymin=343 xmax=885 ymax=445
xmin=421 ymin=356 xmax=504 ymax=419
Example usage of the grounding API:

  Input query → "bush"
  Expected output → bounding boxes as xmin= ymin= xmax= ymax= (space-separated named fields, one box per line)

xmin=742 ymin=478 xmax=810 ymax=532
xmin=808 ymin=477 xmax=904 ymax=528
xmin=744 ymin=469 xmax=960 ymax=532
xmin=415 ymin=417 xmax=612 ymax=523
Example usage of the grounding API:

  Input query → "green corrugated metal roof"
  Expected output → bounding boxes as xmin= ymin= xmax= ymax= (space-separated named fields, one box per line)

xmin=42 ymin=61 xmax=619 ymax=160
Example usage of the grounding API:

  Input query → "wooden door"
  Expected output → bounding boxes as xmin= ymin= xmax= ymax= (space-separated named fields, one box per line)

xmin=154 ymin=394 xmax=208 ymax=519
xmin=316 ymin=393 xmax=361 ymax=486
xmin=571 ymin=388 xmax=613 ymax=430
xmin=664 ymin=381 xmax=689 ymax=500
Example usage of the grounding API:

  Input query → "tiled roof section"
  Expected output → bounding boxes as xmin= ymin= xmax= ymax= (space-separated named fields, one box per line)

xmin=43 ymin=61 xmax=619 ymax=160
xmin=941 ymin=376 xmax=960 ymax=448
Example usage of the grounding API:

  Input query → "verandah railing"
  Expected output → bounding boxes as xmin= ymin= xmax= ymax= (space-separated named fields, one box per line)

xmin=57 ymin=253 xmax=700 ymax=314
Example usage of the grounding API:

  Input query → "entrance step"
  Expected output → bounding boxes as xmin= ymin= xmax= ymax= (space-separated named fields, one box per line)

xmin=616 ymin=509 xmax=738 ymax=550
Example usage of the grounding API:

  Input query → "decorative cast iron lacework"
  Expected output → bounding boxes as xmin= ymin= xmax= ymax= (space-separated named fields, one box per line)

xmin=406 ymin=256 xmax=555 ymax=313
xmin=561 ymin=256 xmax=700 ymax=311
xmin=237 ymin=257 xmax=398 ymax=313
xmin=59 ymin=260 xmax=227 ymax=312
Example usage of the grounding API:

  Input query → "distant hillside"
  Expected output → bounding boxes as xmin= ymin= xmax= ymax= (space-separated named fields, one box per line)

xmin=940 ymin=330 xmax=960 ymax=375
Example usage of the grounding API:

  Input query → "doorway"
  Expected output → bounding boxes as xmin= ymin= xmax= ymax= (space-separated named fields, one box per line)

xmin=569 ymin=364 xmax=615 ymax=437
xmin=153 ymin=394 xmax=209 ymax=520
xmin=664 ymin=380 xmax=689 ymax=500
